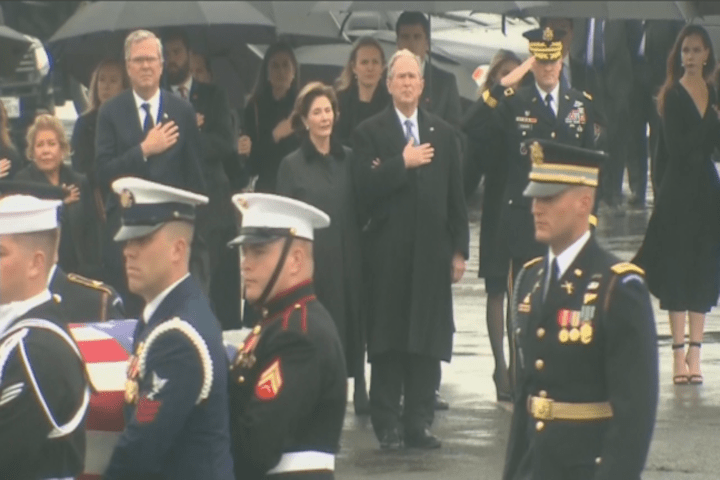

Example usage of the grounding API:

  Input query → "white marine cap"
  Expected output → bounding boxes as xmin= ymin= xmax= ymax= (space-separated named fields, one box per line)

xmin=229 ymin=193 xmax=330 ymax=245
xmin=0 ymin=195 xmax=61 ymax=235
xmin=111 ymin=177 xmax=208 ymax=242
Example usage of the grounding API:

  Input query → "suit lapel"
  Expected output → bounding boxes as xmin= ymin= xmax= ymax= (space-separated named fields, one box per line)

xmin=527 ymin=262 xmax=547 ymax=331
xmin=556 ymin=83 xmax=573 ymax=126
xmin=530 ymin=88 xmax=555 ymax=125
xmin=542 ymin=237 xmax=598 ymax=316
xmin=417 ymin=108 xmax=432 ymax=144
xmin=124 ymin=90 xmax=144 ymax=139
xmin=381 ymin=106 xmax=408 ymax=151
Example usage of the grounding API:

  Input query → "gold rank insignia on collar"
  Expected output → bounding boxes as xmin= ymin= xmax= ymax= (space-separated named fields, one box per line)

xmin=561 ymin=281 xmax=574 ymax=294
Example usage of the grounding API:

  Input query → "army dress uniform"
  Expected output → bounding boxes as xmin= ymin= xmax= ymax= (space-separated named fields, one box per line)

xmin=503 ymin=141 xmax=658 ymax=480
xmin=228 ymin=194 xmax=347 ymax=479
xmin=0 ymin=196 xmax=90 ymax=479
xmin=49 ymin=265 xmax=125 ymax=322
xmin=104 ymin=178 xmax=234 ymax=480
xmin=479 ymin=27 xmax=605 ymax=280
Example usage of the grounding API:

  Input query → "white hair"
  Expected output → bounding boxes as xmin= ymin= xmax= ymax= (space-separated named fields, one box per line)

xmin=124 ymin=29 xmax=163 ymax=61
xmin=387 ymin=49 xmax=423 ymax=79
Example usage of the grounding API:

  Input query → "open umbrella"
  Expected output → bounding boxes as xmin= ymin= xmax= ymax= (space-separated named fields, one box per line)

xmin=511 ymin=1 xmax=698 ymax=20
xmin=47 ymin=1 xmax=275 ymax=85
xmin=250 ymin=1 xmax=348 ymax=45
xmin=313 ymin=1 xmax=529 ymax=15
xmin=0 ymin=25 xmax=33 ymax=77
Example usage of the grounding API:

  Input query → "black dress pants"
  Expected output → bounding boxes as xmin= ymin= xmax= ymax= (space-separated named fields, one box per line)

xmin=370 ymin=351 xmax=439 ymax=438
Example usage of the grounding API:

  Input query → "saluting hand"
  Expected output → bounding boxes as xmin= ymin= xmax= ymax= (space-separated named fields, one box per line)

xmin=0 ymin=158 xmax=11 ymax=178
xmin=403 ymin=137 xmax=434 ymax=169
xmin=141 ymin=121 xmax=179 ymax=157
xmin=500 ymin=55 xmax=535 ymax=88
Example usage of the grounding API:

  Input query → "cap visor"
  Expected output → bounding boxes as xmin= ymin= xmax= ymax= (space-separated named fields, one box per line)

xmin=114 ymin=224 xmax=163 ymax=242
xmin=227 ymin=234 xmax=286 ymax=247
xmin=523 ymin=181 xmax=572 ymax=198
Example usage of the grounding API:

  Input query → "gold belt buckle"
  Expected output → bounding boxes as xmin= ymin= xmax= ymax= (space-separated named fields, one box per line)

xmin=530 ymin=396 xmax=553 ymax=420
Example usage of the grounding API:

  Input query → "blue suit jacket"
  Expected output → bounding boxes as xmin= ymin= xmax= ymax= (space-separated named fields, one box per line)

xmin=95 ymin=88 xmax=206 ymax=215
xmin=104 ymin=276 xmax=234 ymax=480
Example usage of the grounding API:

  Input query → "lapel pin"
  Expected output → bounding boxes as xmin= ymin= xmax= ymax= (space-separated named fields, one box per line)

xmin=561 ymin=281 xmax=574 ymax=295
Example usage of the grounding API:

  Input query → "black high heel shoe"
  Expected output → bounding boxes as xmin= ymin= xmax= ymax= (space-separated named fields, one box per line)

xmin=672 ymin=343 xmax=689 ymax=385
xmin=687 ymin=342 xmax=703 ymax=385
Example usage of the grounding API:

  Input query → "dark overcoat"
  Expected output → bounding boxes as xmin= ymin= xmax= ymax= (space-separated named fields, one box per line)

xmin=276 ymin=137 xmax=363 ymax=376
xmin=351 ymin=106 xmax=469 ymax=362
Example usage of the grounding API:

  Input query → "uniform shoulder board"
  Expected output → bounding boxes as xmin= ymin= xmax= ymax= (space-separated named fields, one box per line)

xmin=611 ymin=262 xmax=645 ymax=276
xmin=504 ymin=87 xmax=515 ymax=97
xmin=482 ymin=89 xmax=498 ymax=108
xmin=583 ymin=91 xmax=593 ymax=101
xmin=523 ymin=256 xmax=543 ymax=269
xmin=139 ymin=317 xmax=213 ymax=404
xmin=66 ymin=273 xmax=113 ymax=295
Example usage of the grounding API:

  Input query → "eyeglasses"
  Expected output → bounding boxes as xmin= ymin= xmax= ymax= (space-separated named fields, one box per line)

xmin=128 ymin=56 xmax=161 ymax=66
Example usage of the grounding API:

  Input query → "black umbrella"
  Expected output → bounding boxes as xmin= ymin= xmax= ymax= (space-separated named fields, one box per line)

xmin=250 ymin=1 xmax=348 ymax=46
xmin=47 ymin=1 xmax=276 ymax=85
xmin=0 ymin=25 xmax=32 ymax=77
xmin=510 ymin=1 xmax=698 ymax=20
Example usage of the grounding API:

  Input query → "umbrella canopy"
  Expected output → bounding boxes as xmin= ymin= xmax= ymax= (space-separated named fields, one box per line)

xmin=250 ymin=1 xmax=348 ymax=45
xmin=512 ymin=1 xmax=698 ymax=21
xmin=47 ymin=1 xmax=275 ymax=85
xmin=0 ymin=25 xmax=33 ymax=77
xmin=313 ymin=1 xmax=528 ymax=14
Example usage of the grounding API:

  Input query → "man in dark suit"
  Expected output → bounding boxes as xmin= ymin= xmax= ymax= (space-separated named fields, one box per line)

xmin=95 ymin=29 xmax=207 ymax=316
xmin=503 ymin=139 xmax=657 ymax=480
xmin=104 ymin=177 xmax=233 ymax=480
xmin=571 ymin=19 xmax=634 ymax=209
xmin=352 ymin=49 xmax=469 ymax=450
xmin=0 ymin=194 xmax=90 ymax=479
xmin=396 ymin=11 xmax=462 ymax=127
xmin=163 ymin=30 xmax=240 ymax=329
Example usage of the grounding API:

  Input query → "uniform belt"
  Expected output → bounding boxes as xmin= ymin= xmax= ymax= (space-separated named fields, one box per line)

xmin=266 ymin=451 xmax=335 ymax=475
xmin=527 ymin=395 xmax=613 ymax=421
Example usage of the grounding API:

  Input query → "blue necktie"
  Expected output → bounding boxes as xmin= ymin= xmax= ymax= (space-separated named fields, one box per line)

xmin=141 ymin=103 xmax=154 ymax=133
xmin=545 ymin=93 xmax=555 ymax=118
xmin=404 ymin=119 xmax=417 ymax=144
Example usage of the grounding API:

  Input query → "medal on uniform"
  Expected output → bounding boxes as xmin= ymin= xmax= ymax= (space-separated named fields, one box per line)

xmin=570 ymin=312 xmax=580 ymax=328
xmin=557 ymin=309 xmax=572 ymax=343
xmin=125 ymin=342 xmax=145 ymax=404
xmin=519 ymin=293 xmax=531 ymax=313
xmin=580 ymin=322 xmax=593 ymax=344
xmin=558 ymin=328 xmax=570 ymax=343
xmin=569 ymin=328 xmax=581 ymax=342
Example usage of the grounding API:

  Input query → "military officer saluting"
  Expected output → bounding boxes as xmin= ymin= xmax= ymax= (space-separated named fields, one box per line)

xmin=0 ymin=180 xmax=125 ymax=322
xmin=504 ymin=139 xmax=658 ymax=480
xmin=0 ymin=194 xmax=90 ymax=478
xmin=228 ymin=193 xmax=347 ymax=479
xmin=104 ymin=177 xmax=234 ymax=480
xmin=477 ymin=26 xmax=605 ymax=285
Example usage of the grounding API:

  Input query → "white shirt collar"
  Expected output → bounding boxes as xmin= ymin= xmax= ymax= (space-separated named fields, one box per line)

xmin=548 ymin=230 xmax=591 ymax=280
xmin=47 ymin=263 xmax=58 ymax=288
xmin=536 ymin=81 xmax=561 ymax=113
xmin=141 ymin=273 xmax=190 ymax=324
xmin=0 ymin=289 xmax=52 ymax=335
xmin=133 ymin=88 xmax=161 ymax=126
xmin=171 ymin=76 xmax=193 ymax=98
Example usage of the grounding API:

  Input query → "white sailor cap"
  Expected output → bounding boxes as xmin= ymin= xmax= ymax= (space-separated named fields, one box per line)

xmin=0 ymin=195 xmax=61 ymax=235
xmin=229 ymin=193 xmax=330 ymax=245
xmin=111 ymin=177 xmax=208 ymax=242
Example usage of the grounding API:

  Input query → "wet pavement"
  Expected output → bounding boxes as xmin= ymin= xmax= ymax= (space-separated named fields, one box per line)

xmin=337 ymin=188 xmax=720 ymax=480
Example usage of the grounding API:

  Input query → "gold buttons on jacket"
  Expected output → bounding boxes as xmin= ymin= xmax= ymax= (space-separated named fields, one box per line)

xmin=515 ymin=327 xmax=522 ymax=335
xmin=595 ymin=457 xmax=602 ymax=465
xmin=238 ymin=376 xmax=245 ymax=384
xmin=536 ymin=328 xmax=546 ymax=339
xmin=536 ymin=421 xmax=545 ymax=431
xmin=538 ymin=390 xmax=548 ymax=398
xmin=535 ymin=359 xmax=545 ymax=370
xmin=551 ymin=131 xmax=556 ymax=138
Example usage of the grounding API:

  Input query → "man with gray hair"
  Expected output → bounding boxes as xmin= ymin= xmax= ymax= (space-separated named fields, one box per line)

xmin=351 ymin=48 xmax=469 ymax=450
xmin=95 ymin=29 xmax=208 ymax=317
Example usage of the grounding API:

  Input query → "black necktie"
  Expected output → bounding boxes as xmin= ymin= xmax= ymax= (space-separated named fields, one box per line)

xmin=544 ymin=258 xmax=559 ymax=300
xmin=545 ymin=93 xmax=555 ymax=118
xmin=141 ymin=103 xmax=154 ymax=133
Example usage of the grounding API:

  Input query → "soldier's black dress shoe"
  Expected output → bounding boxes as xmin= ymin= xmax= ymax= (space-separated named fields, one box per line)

xmin=353 ymin=389 xmax=370 ymax=415
xmin=434 ymin=391 xmax=449 ymax=410
xmin=379 ymin=428 xmax=403 ymax=450
xmin=404 ymin=428 xmax=442 ymax=449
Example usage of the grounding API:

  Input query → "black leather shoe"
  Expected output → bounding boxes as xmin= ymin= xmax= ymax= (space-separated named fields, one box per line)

xmin=379 ymin=428 xmax=403 ymax=450
xmin=404 ymin=428 xmax=442 ymax=449
xmin=434 ymin=391 xmax=449 ymax=410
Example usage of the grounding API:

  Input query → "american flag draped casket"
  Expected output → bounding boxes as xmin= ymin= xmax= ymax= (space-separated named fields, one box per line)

xmin=68 ymin=320 xmax=240 ymax=480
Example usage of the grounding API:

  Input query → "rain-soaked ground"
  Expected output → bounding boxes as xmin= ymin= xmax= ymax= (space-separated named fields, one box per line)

xmin=337 ymin=185 xmax=720 ymax=480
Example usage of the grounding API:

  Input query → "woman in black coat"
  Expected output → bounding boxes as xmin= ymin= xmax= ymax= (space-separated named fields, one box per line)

xmin=334 ymin=36 xmax=391 ymax=147
xmin=17 ymin=114 xmax=101 ymax=278
xmin=634 ymin=25 xmax=720 ymax=385
xmin=0 ymin=100 xmax=23 ymax=179
xmin=276 ymin=82 xmax=367 ymax=413
xmin=238 ymin=42 xmax=300 ymax=193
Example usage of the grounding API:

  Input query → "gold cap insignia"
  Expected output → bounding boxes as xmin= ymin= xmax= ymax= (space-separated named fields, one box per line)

xmin=543 ymin=27 xmax=554 ymax=42
xmin=120 ymin=189 xmax=134 ymax=208
xmin=530 ymin=141 xmax=544 ymax=165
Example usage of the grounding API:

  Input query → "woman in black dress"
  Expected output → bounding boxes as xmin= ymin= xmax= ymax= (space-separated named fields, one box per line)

xmin=276 ymin=82 xmax=366 ymax=413
xmin=634 ymin=25 xmax=720 ymax=385
xmin=238 ymin=42 xmax=300 ymax=193
xmin=334 ymin=36 xmax=390 ymax=146
xmin=0 ymin=100 xmax=22 ymax=179
xmin=461 ymin=49 xmax=522 ymax=402
xmin=17 ymin=114 xmax=101 ymax=278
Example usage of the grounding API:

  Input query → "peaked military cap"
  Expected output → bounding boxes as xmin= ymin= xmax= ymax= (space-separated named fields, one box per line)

xmin=523 ymin=27 xmax=566 ymax=62
xmin=111 ymin=177 xmax=208 ymax=242
xmin=0 ymin=194 xmax=61 ymax=235
xmin=522 ymin=139 xmax=608 ymax=198
xmin=229 ymin=193 xmax=330 ymax=245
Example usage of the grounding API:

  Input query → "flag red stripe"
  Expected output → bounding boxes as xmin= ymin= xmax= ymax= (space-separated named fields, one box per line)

xmin=78 ymin=338 xmax=130 ymax=363
xmin=86 ymin=391 xmax=126 ymax=431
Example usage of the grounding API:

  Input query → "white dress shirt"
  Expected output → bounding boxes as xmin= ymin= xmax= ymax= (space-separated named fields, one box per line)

xmin=536 ymin=81 xmax=561 ymax=117
xmin=546 ymin=230 xmax=591 ymax=285
xmin=142 ymin=273 xmax=190 ymax=324
xmin=0 ymin=289 xmax=52 ymax=335
xmin=395 ymin=107 xmax=420 ymax=144
xmin=133 ymin=88 xmax=161 ymax=130
xmin=171 ymin=76 xmax=193 ymax=100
